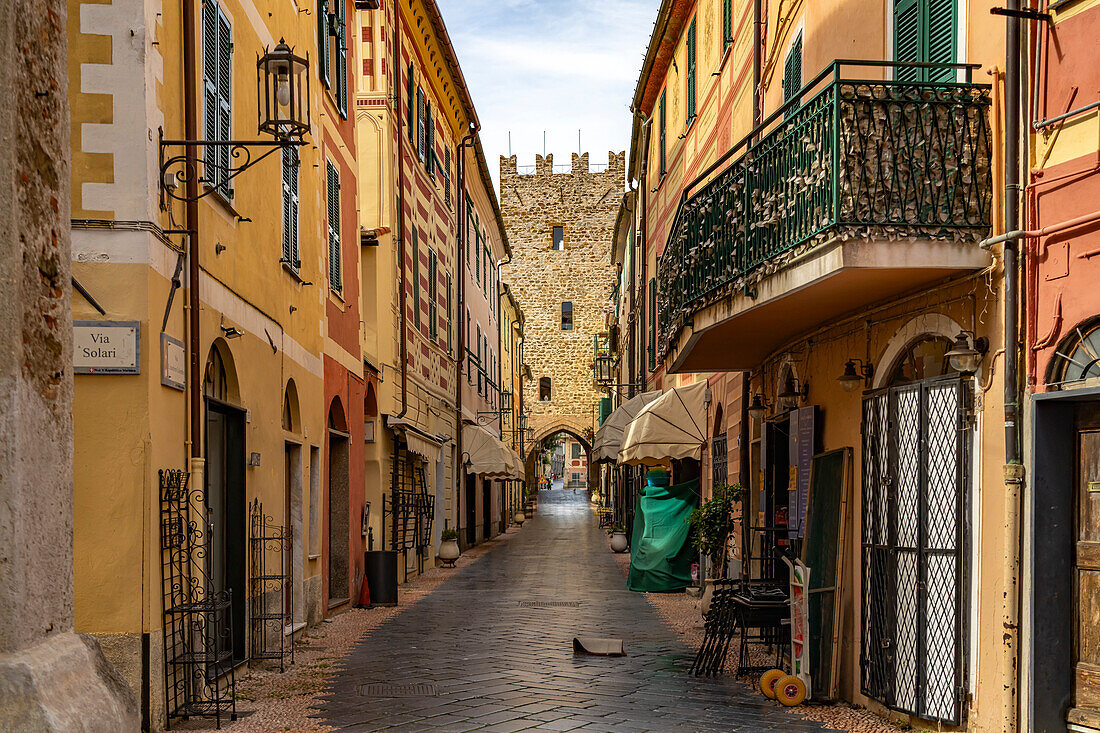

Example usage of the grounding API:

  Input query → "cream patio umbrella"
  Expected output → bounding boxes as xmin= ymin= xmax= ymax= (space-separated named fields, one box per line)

xmin=618 ymin=380 xmax=708 ymax=465
xmin=592 ymin=390 xmax=662 ymax=463
xmin=510 ymin=451 xmax=526 ymax=480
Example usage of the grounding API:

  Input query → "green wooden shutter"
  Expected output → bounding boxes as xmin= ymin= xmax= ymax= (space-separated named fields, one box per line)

xmin=783 ymin=32 xmax=803 ymax=114
xmin=327 ymin=161 xmax=342 ymax=292
xmin=894 ymin=0 xmax=955 ymax=82
xmin=686 ymin=18 xmax=697 ymax=123
xmin=926 ymin=0 xmax=957 ymax=82
xmin=335 ymin=0 xmax=347 ymax=115
xmin=426 ymin=102 xmax=434 ymax=176
xmin=648 ymin=278 xmax=657 ymax=371
xmin=416 ymin=87 xmax=426 ymax=164
xmin=318 ymin=0 xmax=330 ymax=87
xmin=202 ymin=1 xmax=218 ymax=186
xmin=444 ymin=148 xmax=451 ymax=207
xmin=282 ymin=147 xmax=299 ymax=268
xmin=216 ymin=10 xmax=232 ymax=195
xmin=658 ymin=91 xmax=666 ymax=175
xmin=412 ymin=228 xmax=420 ymax=329
xmin=724 ymin=0 xmax=733 ymax=51
xmin=406 ymin=63 xmax=414 ymax=142
xmin=894 ymin=0 xmax=922 ymax=81
xmin=483 ymin=245 xmax=489 ymax=294
xmin=446 ymin=273 xmax=452 ymax=349
xmin=428 ymin=249 xmax=437 ymax=340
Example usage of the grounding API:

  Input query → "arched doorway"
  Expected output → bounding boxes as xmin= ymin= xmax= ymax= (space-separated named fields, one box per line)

xmin=283 ymin=379 xmax=303 ymax=624
xmin=327 ymin=398 xmax=350 ymax=607
xmin=204 ymin=339 xmax=246 ymax=663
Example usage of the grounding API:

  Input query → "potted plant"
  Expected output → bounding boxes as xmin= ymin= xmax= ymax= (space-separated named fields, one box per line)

xmin=687 ymin=483 xmax=744 ymax=614
xmin=608 ymin=523 xmax=629 ymax=553
xmin=438 ymin=528 xmax=460 ymax=567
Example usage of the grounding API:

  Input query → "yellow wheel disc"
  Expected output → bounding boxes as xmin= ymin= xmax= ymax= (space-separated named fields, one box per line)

xmin=775 ymin=675 xmax=807 ymax=706
xmin=759 ymin=668 xmax=786 ymax=699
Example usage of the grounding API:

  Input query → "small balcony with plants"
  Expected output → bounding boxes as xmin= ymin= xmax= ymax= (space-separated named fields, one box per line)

xmin=657 ymin=60 xmax=993 ymax=373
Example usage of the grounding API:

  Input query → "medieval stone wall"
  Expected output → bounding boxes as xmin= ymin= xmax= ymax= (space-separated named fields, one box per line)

xmin=499 ymin=151 xmax=624 ymax=454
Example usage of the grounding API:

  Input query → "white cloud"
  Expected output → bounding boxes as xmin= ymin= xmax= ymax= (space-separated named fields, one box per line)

xmin=437 ymin=0 xmax=657 ymax=187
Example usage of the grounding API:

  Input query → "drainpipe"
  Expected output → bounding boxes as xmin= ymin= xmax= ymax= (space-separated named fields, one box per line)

xmin=638 ymin=117 xmax=650 ymax=391
xmin=1003 ymin=2 xmax=1024 ymax=730
xmin=395 ymin=3 xmax=408 ymax=418
xmin=454 ymin=125 xmax=478 ymax=531
xmin=182 ymin=0 xmax=204 ymax=497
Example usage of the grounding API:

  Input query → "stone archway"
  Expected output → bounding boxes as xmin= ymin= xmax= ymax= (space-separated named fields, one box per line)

xmin=524 ymin=419 xmax=596 ymax=494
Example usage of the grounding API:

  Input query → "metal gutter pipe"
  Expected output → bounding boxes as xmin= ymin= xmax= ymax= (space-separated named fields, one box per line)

xmin=395 ymin=3 xmax=408 ymax=418
xmin=980 ymin=209 xmax=1100 ymax=249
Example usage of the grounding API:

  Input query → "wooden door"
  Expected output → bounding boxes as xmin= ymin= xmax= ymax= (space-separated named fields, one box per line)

xmin=1075 ymin=429 xmax=1100 ymax=720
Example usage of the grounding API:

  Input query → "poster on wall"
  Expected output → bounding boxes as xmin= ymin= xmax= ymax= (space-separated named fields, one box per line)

xmin=788 ymin=405 xmax=817 ymax=540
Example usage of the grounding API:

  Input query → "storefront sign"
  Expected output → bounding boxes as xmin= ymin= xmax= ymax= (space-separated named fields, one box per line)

xmin=74 ymin=321 xmax=140 ymax=374
xmin=161 ymin=333 xmax=185 ymax=391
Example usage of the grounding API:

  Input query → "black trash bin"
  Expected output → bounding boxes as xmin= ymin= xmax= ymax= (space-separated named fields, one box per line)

xmin=363 ymin=550 xmax=398 ymax=607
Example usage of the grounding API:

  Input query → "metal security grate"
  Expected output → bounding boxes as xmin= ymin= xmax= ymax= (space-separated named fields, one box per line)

xmin=519 ymin=601 xmax=581 ymax=608
xmin=357 ymin=684 xmax=440 ymax=698
xmin=860 ymin=375 xmax=969 ymax=725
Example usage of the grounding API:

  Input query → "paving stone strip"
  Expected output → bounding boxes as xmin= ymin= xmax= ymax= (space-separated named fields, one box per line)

xmin=316 ymin=490 xmax=832 ymax=732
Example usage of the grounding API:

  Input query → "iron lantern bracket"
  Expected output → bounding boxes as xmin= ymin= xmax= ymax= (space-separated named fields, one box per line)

xmin=158 ymin=135 xmax=305 ymax=204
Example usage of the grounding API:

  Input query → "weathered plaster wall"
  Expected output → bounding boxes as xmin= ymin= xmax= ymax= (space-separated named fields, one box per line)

xmin=500 ymin=152 xmax=624 ymax=451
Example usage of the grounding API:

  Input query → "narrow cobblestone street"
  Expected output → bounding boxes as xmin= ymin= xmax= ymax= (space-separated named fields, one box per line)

xmin=316 ymin=490 xmax=828 ymax=732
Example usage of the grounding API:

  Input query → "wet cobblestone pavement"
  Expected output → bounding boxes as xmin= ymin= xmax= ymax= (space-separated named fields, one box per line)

xmin=317 ymin=490 xmax=829 ymax=732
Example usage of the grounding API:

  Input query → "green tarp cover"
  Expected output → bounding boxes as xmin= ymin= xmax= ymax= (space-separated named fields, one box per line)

xmin=627 ymin=476 xmax=700 ymax=592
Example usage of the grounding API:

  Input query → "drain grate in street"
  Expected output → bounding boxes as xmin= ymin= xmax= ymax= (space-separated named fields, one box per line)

xmin=356 ymin=683 xmax=440 ymax=698
xmin=519 ymin=600 xmax=581 ymax=608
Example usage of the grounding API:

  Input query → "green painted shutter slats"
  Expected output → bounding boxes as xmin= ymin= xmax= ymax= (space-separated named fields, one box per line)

xmin=412 ymin=228 xmax=420 ymax=329
xmin=282 ymin=147 xmax=300 ymax=268
xmin=723 ymin=0 xmax=733 ymax=50
xmin=416 ymin=87 xmax=426 ymax=164
xmin=444 ymin=148 xmax=451 ymax=207
xmin=428 ymin=249 xmax=438 ymax=340
xmin=426 ymin=102 xmax=435 ymax=176
xmin=318 ymin=0 xmax=331 ymax=87
xmin=926 ymin=0 xmax=957 ymax=82
xmin=686 ymin=18 xmax=697 ymax=123
xmin=406 ymin=63 xmax=415 ymax=143
xmin=335 ymin=0 xmax=347 ymax=115
xmin=202 ymin=1 xmax=232 ymax=197
xmin=327 ymin=161 xmax=342 ymax=292
xmin=648 ymin=278 xmax=657 ymax=372
xmin=446 ymin=273 xmax=452 ymax=348
xmin=658 ymin=91 xmax=666 ymax=176
xmin=783 ymin=33 xmax=803 ymax=117
xmin=894 ymin=0 xmax=922 ymax=81
xmin=893 ymin=0 xmax=956 ymax=82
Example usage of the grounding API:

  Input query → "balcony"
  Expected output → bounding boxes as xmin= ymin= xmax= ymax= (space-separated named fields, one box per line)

xmin=657 ymin=61 xmax=993 ymax=372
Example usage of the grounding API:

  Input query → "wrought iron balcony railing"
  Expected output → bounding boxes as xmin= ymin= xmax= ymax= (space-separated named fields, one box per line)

xmin=656 ymin=60 xmax=993 ymax=360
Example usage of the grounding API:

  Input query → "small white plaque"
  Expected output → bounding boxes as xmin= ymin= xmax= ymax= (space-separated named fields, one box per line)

xmin=161 ymin=333 xmax=185 ymax=391
xmin=74 ymin=321 xmax=140 ymax=374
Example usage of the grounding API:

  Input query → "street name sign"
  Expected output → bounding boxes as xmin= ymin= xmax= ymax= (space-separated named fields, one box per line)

xmin=73 ymin=320 xmax=140 ymax=374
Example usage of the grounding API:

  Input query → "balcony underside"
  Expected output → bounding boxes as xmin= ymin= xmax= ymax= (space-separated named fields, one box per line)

xmin=664 ymin=237 xmax=991 ymax=373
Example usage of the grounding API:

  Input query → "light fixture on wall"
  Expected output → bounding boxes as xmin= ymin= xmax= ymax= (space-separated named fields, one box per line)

xmin=747 ymin=393 xmax=770 ymax=421
xmin=220 ymin=325 xmax=243 ymax=339
xmin=777 ymin=375 xmax=809 ymax=406
xmin=945 ymin=331 xmax=989 ymax=374
xmin=837 ymin=358 xmax=874 ymax=393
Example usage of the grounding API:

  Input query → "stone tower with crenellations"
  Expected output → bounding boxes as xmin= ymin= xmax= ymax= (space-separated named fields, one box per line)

xmin=499 ymin=151 xmax=625 ymax=457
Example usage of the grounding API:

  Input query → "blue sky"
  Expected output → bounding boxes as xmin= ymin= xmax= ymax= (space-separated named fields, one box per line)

xmin=437 ymin=0 xmax=657 ymax=187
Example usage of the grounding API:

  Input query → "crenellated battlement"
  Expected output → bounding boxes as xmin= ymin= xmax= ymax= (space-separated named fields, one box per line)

xmin=500 ymin=151 xmax=626 ymax=181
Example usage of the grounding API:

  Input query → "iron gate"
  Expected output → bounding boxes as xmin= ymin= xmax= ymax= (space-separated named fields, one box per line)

xmin=861 ymin=375 xmax=969 ymax=725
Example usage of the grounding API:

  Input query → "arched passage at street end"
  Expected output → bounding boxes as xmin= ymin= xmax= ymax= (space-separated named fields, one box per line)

xmin=524 ymin=420 xmax=595 ymax=492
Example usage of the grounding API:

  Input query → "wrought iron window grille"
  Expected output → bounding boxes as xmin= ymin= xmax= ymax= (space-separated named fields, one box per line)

xmin=248 ymin=499 xmax=295 ymax=672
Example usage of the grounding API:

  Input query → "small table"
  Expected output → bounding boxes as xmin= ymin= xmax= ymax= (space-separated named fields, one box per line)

xmin=730 ymin=585 xmax=789 ymax=676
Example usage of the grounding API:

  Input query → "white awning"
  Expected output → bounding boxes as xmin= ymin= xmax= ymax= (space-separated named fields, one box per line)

xmin=386 ymin=416 xmax=445 ymax=463
xmin=462 ymin=424 xmax=514 ymax=477
xmin=618 ymin=381 xmax=708 ymax=465
xmin=592 ymin=390 xmax=661 ymax=463
xmin=510 ymin=452 xmax=526 ymax=480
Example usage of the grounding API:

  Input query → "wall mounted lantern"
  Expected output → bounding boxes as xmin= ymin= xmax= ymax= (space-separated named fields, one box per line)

xmin=594 ymin=353 xmax=616 ymax=387
xmin=945 ymin=331 xmax=989 ymax=374
xmin=777 ymin=375 xmax=809 ymax=407
xmin=747 ymin=393 xmax=770 ymax=421
xmin=837 ymin=358 xmax=874 ymax=393
xmin=159 ymin=40 xmax=310 ymax=204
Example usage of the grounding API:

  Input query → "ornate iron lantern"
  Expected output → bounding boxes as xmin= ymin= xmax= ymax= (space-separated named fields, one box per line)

xmin=257 ymin=40 xmax=310 ymax=140
xmin=594 ymin=353 xmax=616 ymax=387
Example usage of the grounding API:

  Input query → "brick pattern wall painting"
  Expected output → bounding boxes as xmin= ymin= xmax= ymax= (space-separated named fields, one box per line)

xmin=500 ymin=152 xmax=624 ymax=454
